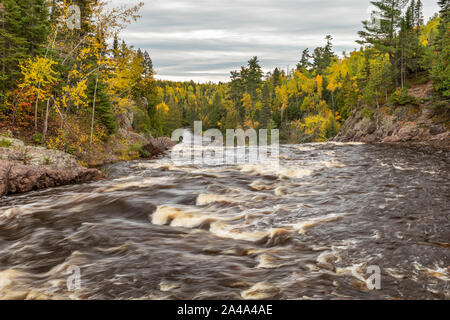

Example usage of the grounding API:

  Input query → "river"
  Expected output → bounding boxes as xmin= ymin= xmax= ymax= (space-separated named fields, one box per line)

xmin=0 ymin=142 xmax=449 ymax=299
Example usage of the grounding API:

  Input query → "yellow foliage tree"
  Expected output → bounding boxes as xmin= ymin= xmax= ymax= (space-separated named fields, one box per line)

xmin=19 ymin=56 xmax=59 ymax=131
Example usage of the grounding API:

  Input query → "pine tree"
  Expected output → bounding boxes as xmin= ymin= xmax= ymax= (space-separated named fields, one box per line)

xmin=415 ymin=0 xmax=424 ymax=28
xmin=398 ymin=0 xmax=422 ymax=85
xmin=243 ymin=56 xmax=263 ymax=101
xmin=312 ymin=35 xmax=335 ymax=74
xmin=142 ymin=51 xmax=153 ymax=76
xmin=259 ymin=82 xmax=272 ymax=128
xmin=297 ymin=48 xmax=312 ymax=71
xmin=431 ymin=0 xmax=450 ymax=98
xmin=113 ymin=35 xmax=120 ymax=59
xmin=358 ymin=0 xmax=409 ymax=86
xmin=0 ymin=0 xmax=25 ymax=107
xmin=272 ymin=67 xmax=282 ymax=89
xmin=0 ymin=0 xmax=49 ymax=109
xmin=19 ymin=0 xmax=49 ymax=57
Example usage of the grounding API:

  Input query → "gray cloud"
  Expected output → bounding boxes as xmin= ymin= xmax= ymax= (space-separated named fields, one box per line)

xmin=116 ymin=0 xmax=440 ymax=82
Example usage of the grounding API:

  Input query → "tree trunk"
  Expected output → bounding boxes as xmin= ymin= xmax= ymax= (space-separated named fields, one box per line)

xmin=331 ymin=91 xmax=335 ymax=114
xmin=1 ymin=6 xmax=5 ymax=107
xmin=376 ymin=89 xmax=380 ymax=130
xmin=90 ymin=73 xmax=99 ymax=145
xmin=43 ymin=98 xmax=50 ymax=140
xmin=34 ymin=89 xmax=40 ymax=131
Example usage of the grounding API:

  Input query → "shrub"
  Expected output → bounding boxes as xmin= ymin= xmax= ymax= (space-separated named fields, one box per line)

xmin=128 ymin=142 xmax=143 ymax=153
xmin=32 ymin=133 xmax=43 ymax=145
xmin=389 ymin=88 xmax=419 ymax=106
xmin=361 ymin=107 xmax=375 ymax=119
xmin=0 ymin=139 xmax=12 ymax=148
xmin=138 ymin=148 xmax=151 ymax=158
xmin=127 ymin=142 xmax=153 ymax=159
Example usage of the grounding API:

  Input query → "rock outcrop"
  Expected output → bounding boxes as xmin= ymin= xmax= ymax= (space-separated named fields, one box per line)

xmin=0 ymin=136 xmax=104 ymax=196
xmin=334 ymin=84 xmax=450 ymax=150
xmin=142 ymin=135 xmax=175 ymax=158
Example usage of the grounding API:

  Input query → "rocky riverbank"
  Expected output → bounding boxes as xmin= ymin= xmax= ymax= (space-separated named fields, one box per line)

xmin=334 ymin=84 xmax=450 ymax=150
xmin=0 ymin=131 xmax=173 ymax=196
xmin=0 ymin=136 xmax=104 ymax=196
xmin=0 ymin=133 xmax=174 ymax=196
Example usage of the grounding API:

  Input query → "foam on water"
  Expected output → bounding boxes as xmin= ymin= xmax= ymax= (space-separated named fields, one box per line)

xmin=1 ymin=142 xmax=448 ymax=299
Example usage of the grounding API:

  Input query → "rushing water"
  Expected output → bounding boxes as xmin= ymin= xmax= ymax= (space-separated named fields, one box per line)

xmin=0 ymin=143 xmax=449 ymax=300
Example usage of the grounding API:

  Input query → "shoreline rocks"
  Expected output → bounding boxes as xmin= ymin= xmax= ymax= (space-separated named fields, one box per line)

xmin=0 ymin=136 xmax=104 ymax=197
xmin=141 ymin=135 xmax=175 ymax=158
xmin=334 ymin=85 xmax=449 ymax=150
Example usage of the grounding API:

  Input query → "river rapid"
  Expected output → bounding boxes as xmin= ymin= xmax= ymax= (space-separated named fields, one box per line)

xmin=0 ymin=142 xmax=449 ymax=300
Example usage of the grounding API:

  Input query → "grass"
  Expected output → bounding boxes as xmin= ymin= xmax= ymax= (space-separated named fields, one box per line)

xmin=128 ymin=142 xmax=151 ymax=159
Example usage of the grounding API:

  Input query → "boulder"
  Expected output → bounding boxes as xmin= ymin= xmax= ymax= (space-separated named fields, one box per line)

xmin=141 ymin=140 xmax=164 ymax=158
xmin=0 ymin=139 xmax=104 ymax=196
xmin=396 ymin=124 xmax=419 ymax=142
xmin=141 ymin=136 xmax=175 ymax=158
xmin=0 ymin=135 xmax=25 ymax=148
xmin=430 ymin=125 xmax=446 ymax=136
xmin=0 ymin=159 xmax=103 ymax=196
xmin=153 ymin=137 xmax=175 ymax=151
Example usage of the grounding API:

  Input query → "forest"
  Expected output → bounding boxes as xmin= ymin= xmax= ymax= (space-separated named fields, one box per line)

xmin=0 ymin=0 xmax=448 ymax=160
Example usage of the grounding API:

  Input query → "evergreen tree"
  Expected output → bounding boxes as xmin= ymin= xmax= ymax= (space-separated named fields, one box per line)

xmin=243 ymin=56 xmax=263 ymax=101
xmin=272 ymin=67 xmax=282 ymax=90
xmin=0 ymin=0 xmax=49 ymax=109
xmin=431 ymin=0 xmax=450 ymax=98
xmin=0 ymin=0 xmax=24 ymax=107
xmin=19 ymin=0 xmax=49 ymax=56
xmin=259 ymin=82 xmax=272 ymax=128
xmin=415 ymin=0 xmax=424 ymax=28
xmin=297 ymin=48 xmax=312 ymax=71
xmin=312 ymin=35 xmax=335 ymax=74
xmin=142 ymin=51 xmax=153 ymax=76
xmin=113 ymin=35 xmax=120 ymax=59
xmin=229 ymin=69 xmax=244 ymax=116
xmin=358 ymin=0 xmax=409 ymax=85
xmin=398 ymin=0 xmax=422 ymax=85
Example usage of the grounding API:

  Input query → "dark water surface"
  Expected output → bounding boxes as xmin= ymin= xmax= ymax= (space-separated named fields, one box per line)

xmin=0 ymin=143 xmax=449 ymax=299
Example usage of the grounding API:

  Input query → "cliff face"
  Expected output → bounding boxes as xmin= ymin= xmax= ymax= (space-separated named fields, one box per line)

xmin=334 ymin=83 xmax=450 ymax=150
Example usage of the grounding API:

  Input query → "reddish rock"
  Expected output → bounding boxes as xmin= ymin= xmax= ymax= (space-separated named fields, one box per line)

xmin=0 ymin=160 xmax=104 ymax=196
xmin=396 ymin=125 xmax=419 ymax=141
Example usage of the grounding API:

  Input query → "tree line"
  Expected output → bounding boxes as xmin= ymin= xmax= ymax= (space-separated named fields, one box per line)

xmin=0 ymin=0 xmax=448 ymax=155
xmin=150 ymin=0 xmax=448 ymax=143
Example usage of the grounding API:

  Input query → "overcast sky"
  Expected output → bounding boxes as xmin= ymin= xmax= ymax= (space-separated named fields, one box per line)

xmin=116 ymin=0 xmax=440 ymax=83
